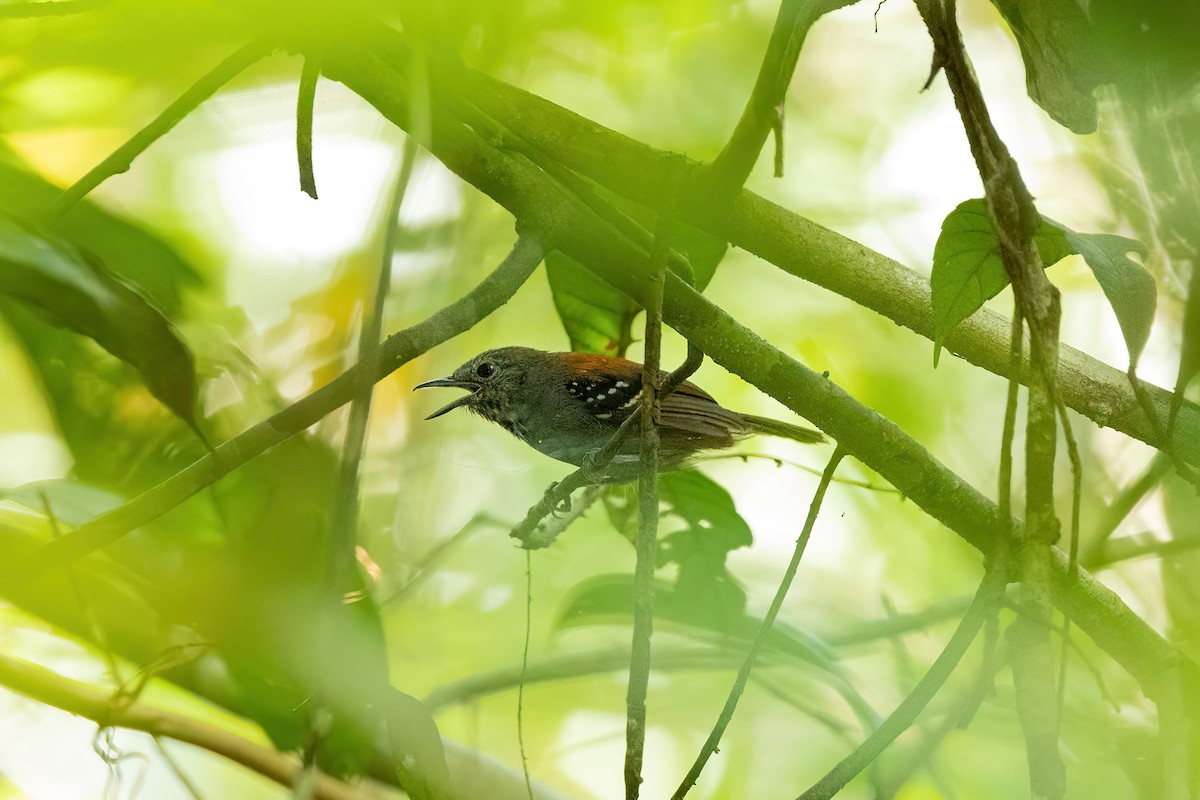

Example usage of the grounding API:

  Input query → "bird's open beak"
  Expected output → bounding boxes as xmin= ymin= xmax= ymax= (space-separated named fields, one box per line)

xmin=414 ymin=376 xmax=479 ymax=420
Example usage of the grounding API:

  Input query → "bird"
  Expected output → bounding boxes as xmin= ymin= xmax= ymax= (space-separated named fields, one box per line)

xmin=415 ymin=346 xmax=825 ymax=482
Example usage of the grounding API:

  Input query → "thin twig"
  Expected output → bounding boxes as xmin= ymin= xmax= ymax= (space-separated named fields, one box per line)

xmin=704 ymin=0 xmax=858 ymax=196
xmin=695 ymin=452 xmax=898 ymax=493
xmin=1079 ymin=452 xmax=1171 ymax=565
xmin=0 ymin=654 xmax=363 ymax=800
xmin=673 ymin=447 xmax=845 ymax=799
xmin=297 ymin=57 xmax=321 ymax=199
xmin=877 ymin=596 xmax=956 ymax=798
xmin=518 ymin=550 xmax=535 ymax=800
xmin=795 ymin=569 xmax=1005 ymax=800
xmin=382 ymin=512 xmax=510 ymax=606
xmin=1053 ymin=398 xmax=1083 ymax=715
xmin=52 ymin=42 xmax=268 ymax=217
xmin=306 ymin=135 xmax=417 ymax=776
xmin=153 ymin=737 xmax=206 ymax=800
xmin=997 ymin=307 xmax=1023 ymax=562
xmin=623 ymin=209 xmax=672 ymax=800
xmin=16 ymin=234 xmax=545 ymax=578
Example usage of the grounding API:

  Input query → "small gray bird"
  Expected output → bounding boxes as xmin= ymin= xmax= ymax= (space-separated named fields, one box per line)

xmin=415 ymin=346 xmax=825 ymax=481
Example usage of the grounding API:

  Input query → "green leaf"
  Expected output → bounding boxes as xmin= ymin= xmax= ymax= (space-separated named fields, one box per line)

xmin=658 ymin=469 xmax=753 ymax=581
xmin=556 ymin=573 xmax=830 ymax=666
xmin=599 ymin=470 xmax=753 ymax=587
xmin=546 ymin=190 xmax=728 ymax=353
xmin=931 ymin=199 xmax=1067 ymax=364
xmin=931 ymin=198 xmax=1153 ymax=367
xmin=0 ymin=215 xmax=200 ymax=431
xmin=990 ymin=0 xmax=1108 ymax=134
xmin=0 ymin=480 xmax=123 ymax=527
xmin=0 ymin=161 xmax=201 ymax=312
xmin=1045 ymin=221 xmax=1155 ymax=366
xmin=546 ymin=251 xmax=640 ymax=354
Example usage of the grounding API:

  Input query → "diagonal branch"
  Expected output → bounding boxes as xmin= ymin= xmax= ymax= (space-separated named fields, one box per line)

xmin=673 ymin=447 xmax=845 ymax=799
xmin=392 ymin=42 xmax=1200 ymax=466
xmin=51 ymin=41 xmax=269 ymax=217
xmin=796 ymin=569 xmax=1005 ymax=799
xmin=704 ymin=0 xmax=859 ymax=194
xmin=11 ymin=234 xmax=545 ymax=580
xmin=0 ymin=653 xmax=364 ymax=800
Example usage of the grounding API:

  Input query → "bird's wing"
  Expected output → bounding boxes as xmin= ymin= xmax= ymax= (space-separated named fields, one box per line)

xmin=557 ymin=353 xmax=741 ymax=442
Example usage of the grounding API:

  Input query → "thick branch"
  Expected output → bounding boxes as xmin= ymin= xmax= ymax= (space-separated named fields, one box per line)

xmin=404 ymin=46 xmax=1200 ymax=466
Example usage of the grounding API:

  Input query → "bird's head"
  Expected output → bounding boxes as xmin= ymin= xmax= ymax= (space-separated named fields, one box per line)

xmin=414 ymin=346 xmax=541 ymax=422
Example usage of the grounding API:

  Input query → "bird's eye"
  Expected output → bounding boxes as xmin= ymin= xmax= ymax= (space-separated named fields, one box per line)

xmin=475 ymin=362 xmax=494 ymax=379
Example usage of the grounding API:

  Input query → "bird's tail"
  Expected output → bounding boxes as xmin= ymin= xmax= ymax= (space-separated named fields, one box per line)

xmin=741 ymin=414 xmax=826 ymax=444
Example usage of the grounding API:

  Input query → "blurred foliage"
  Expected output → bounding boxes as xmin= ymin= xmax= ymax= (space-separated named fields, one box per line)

xmin=0 ymin=0 xmax=1196 ymax=799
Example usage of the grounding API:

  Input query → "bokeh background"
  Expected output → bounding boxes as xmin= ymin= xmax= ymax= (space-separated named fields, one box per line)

xmin=0 ymin=1 xmax=1193 ymax=798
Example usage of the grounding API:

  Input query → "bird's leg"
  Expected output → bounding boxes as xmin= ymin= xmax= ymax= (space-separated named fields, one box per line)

xmin=541 ymin=480 xmax=574 ymax=516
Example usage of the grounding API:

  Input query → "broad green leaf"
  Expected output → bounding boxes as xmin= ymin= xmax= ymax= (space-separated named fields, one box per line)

xmin=658 ymin=469 xmax=753 ymax=593
xmin=0 ymin=160 xmax=201 ymax=311
xmin=931 ymin=199 xmax=1068 ymax=365
xmin=990 ymin=0 xmax=1108 ymax=134
xmin=600 ymin=469 xmax=753 ymax=586
xmin=546 ymin=190 xmax=728 ymax=353
xmin=0 ymin=480 xmax=122 ymax=527
xmin=546 ymin=251 xmax=639 ymax=354
xmin=557 ymin=573 xmax=832 ymax=667
xmin=931 ymin=198 xmax=1153 ymax=367
xmin=1046 ymin=221 xmax=1155 ymax=366
xmin=0 ymin=216 xmax=200 ymax=431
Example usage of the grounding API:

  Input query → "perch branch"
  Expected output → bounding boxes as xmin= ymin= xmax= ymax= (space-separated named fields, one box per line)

xmin=624 ymin=216 xmax=670 ymax=800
